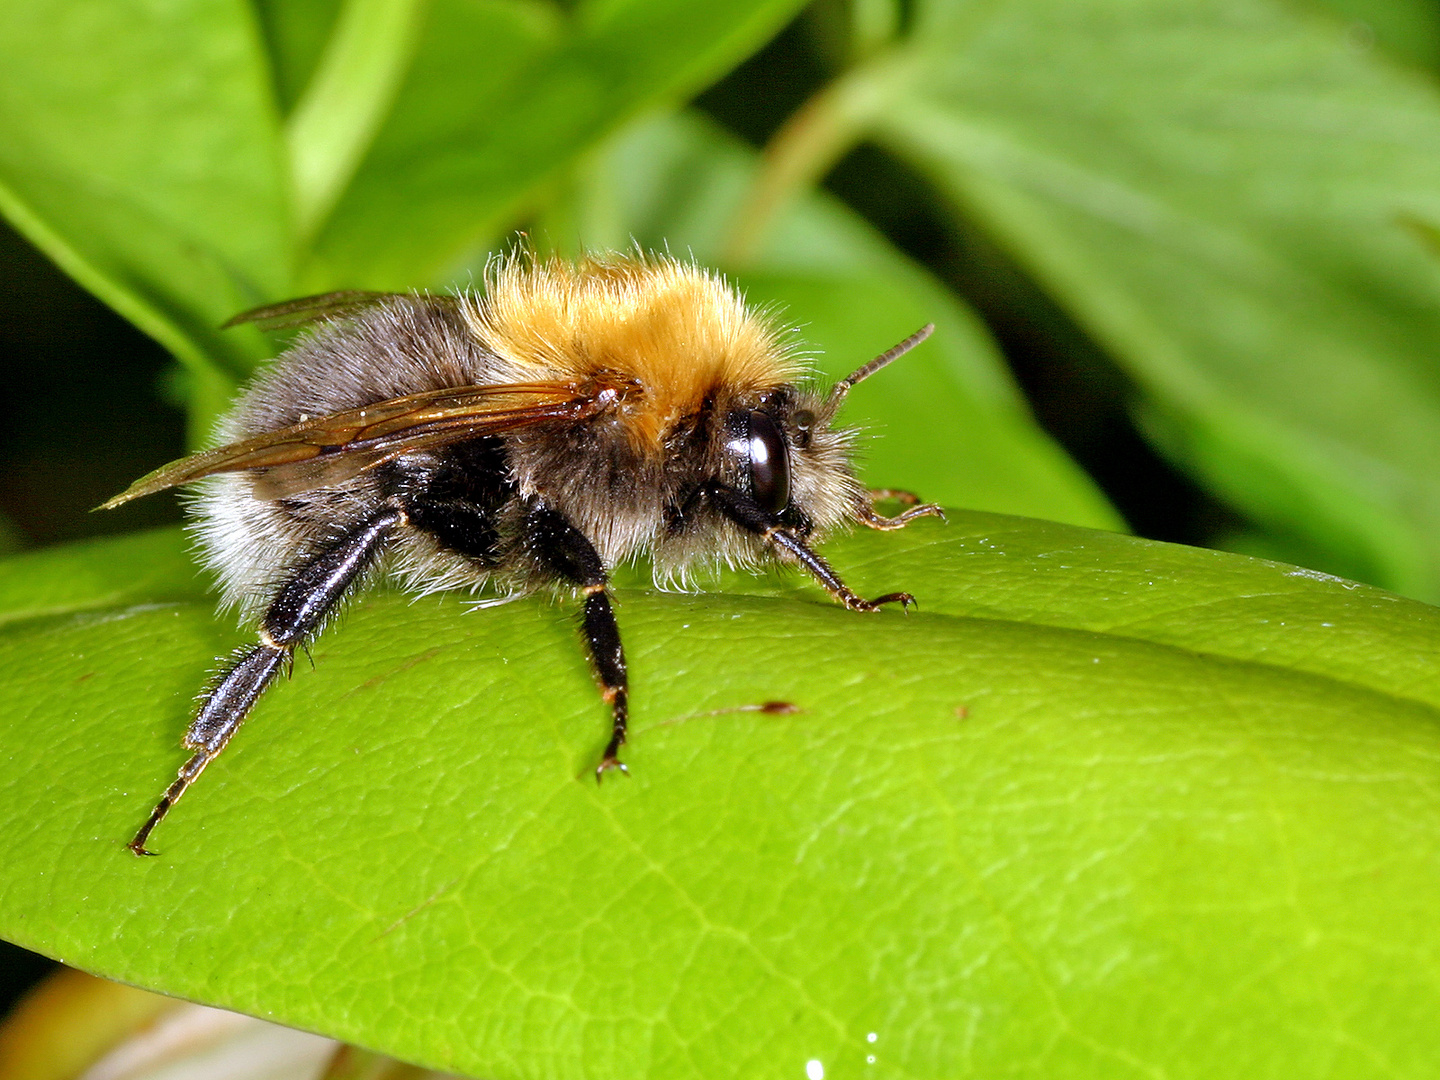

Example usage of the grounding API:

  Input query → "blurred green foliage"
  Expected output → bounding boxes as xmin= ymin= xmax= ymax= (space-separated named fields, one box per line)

xmin=5 ymin=0 xmax=1440 ymax=1076
xmin=7 ymin=0 xmax=1440 ymax=596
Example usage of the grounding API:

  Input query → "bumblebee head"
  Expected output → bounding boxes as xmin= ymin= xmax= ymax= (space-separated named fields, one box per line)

xmin=715 ymin=323 xmax=934 ymax=537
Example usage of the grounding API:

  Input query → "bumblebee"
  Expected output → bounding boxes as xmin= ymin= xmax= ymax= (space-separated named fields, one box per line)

xmin=104 ymin=252 xmax=941 ymax=855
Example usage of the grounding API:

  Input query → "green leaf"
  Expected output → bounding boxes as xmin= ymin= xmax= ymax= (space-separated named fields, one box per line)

xmin=305 ymin=0 xmax=809 ymax=289
xmin=3 ymin=518 xmax=1440 ymax=1077
xmin=0 ymin=0 xmax=291 ymax=383
xmin=1310 ymin=0 xmax=1440 ymax=69
xmin=870 ymin=0 xmax=1440 ymax=599
xmin=541 ymin=109 xmax=1121 ymax=527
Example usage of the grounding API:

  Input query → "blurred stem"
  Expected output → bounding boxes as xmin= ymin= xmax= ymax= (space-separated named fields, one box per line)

xmin=721 ymin=47 xmax=911 ymax=267
xmin=287 ymin=0 xmax=429 ymax=243
xmin=849 ymin=0 xmax=900 ymax=60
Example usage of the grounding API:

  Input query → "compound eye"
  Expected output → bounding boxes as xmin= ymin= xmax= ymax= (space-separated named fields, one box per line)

xmin=744 ymin=409 xmax=791 ymax=515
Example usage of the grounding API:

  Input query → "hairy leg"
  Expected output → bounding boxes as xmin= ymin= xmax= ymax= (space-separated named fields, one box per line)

xmin=128 ymin=508 xmax=402 ymax=855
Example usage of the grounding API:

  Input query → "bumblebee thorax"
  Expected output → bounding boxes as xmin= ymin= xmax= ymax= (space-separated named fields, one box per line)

xmin=463 ymin=252 xmax=804 ymax=451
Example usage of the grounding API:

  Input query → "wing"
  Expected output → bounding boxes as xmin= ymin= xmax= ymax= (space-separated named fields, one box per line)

xmin=100 ymin=379 xmax=610 ymax=509
xmin=222 ymin=290 xmax=442 ymax=331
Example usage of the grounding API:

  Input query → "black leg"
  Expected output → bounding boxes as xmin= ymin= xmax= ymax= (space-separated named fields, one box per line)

xmin=128 ymin=508 xmax=403 ymax=856
xmin=706 ymin=483 xmax=915 ymax=612
xmin=521 ymin=505 xmax=629 ymax=780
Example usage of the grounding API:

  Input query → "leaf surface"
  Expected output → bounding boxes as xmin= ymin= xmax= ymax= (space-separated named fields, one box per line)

xmin=3 ymin=517 xmax=1439 ymax=1078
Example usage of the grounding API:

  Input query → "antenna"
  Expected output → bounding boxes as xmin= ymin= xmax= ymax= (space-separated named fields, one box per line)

xmin=827 ymin=323 xmax=934 ymax=409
